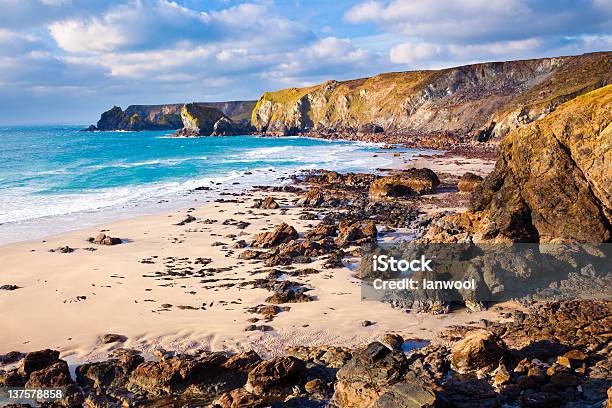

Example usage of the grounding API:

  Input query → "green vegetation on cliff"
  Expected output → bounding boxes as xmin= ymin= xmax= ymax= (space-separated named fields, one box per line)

xmin=251 ymin=52 xmax=611 ymax=139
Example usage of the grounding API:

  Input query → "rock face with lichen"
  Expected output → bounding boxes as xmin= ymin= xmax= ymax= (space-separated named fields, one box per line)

xmin=424 ymin=85 xmax=612 ymax=243
xmin=252 ymin=52 xmax=611 ymax=139
xmin=174 ymin=103 xmax=228 ymax=137
xmin=86 ymin=101 xmax=256 ymax=132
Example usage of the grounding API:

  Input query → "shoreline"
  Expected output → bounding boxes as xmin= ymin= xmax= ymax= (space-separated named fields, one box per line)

xmin=1 ymin=151 xmax=499 ymax=363
xmin=0 ymin=135 xmax=413 ymax=247
xmin=0 ymin=139 xmax=463 ymax=247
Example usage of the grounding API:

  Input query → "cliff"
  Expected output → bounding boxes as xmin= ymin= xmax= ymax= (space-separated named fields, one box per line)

xmin=87 ymin=100 xmax=256 ymax=131
xmin=425 ymin=84 xmax=612 ymax=243
xmin=251 ymin=52 xmax=611 ymax=140
xmin=174 ymin=103 xmax=231 ymax=137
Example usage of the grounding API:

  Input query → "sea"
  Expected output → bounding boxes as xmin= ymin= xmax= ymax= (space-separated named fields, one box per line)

xmin=0 ymin=125 xmax=429 ymax=245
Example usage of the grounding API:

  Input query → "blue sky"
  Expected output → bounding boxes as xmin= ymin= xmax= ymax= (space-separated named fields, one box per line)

xmin=0 ymin=0 xmax=610 ymax=125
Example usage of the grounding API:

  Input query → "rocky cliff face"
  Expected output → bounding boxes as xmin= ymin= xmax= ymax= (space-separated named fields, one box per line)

xmin=252 ymin=52 xmax=611 ymax=139
xmin=87 ymin=101 xmax=256 ymax=131
xmin=174 ymin=103 xmax=229 ymax=137
xmin=425 ymin=85 xmax=612 ymax=243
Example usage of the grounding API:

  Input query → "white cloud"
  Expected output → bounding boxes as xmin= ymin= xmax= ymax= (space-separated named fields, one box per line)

xmin=347 ymin=0 xmax=611 ymax=69
xmin=48 ymin=1 xmax=313 ymax=54
xmin=390 ymin=41 xmax=441 ymax=64
xmin=345 ymin=0 xmax=529 ymax=26
xmin=345 ymin=0 xmax=611 ymax=44
xmin=307 ymin=37 xmax=356 ymax=59
xmin=39 ymin=0 xmax=71 ymax=5
xmin=49 ymin=19 xmax=128 ymax=53
xmin=447 ymin=38 xmax=541 ymax=57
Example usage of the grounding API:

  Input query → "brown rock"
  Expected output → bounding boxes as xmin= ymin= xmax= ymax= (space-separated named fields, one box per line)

xmin=90 ymin=233 xmax=122 ymax=245
xmin=100 ymin=333 xmax=126 ymax=344
xmin=493 ymin=363 xmax=511 ymax=387
xmin=251 ymin=223 xmax=298 ymax=248
xmin=380 ymin=334 xmax=404 ymax=351
xmin=370 ymin=382 xmax=437 ymax=408
xmin=128 ymin=356 xmax=242 ymax=397
xmin=557 ymin=349 xmax=587 ymax=369
xmin=26 ymin=360 xmax=72 ymax=388
xmin=369 ymin=169 xmax=439 ymax=199
xmin=18 ymin=349 xmax=60 ymax=377
xmin=468 ymin=85 xmax=612 ymax=243
xmin=457 ymin=172 xmax=483 ymax=192
xmin=296 ymin=188 xmax=325 ymax=207
xmin=238 ymin=249 xmax=266 ymax=260
xmin=261 ymin=197 xmax=280 ymax=209
xmin=265 ymin=288 xmax=313 ymax=304
xmin=304 ymin=378 xmax=331 ymax=399
xmin=304 ymin=223 xmax=337 ymax=240
xmin=175 ymin=103 xmax=228 ymax=137
xmin=246 ymin=356 xmax=306 ymax=399
xmin=213 ymin=388 xmax=266 ymax=408
xmin=224 ymin=351 xmax=262 ymax=372
xmin=332 ymin=342 xmax=407 ymax=408
xmin=450 ymin=330 xmax=505 ymax=376
xmin=550 ymin=371 xmax=579 ymax=387
xmin=336 ymin=220 xmax=377 ymax=246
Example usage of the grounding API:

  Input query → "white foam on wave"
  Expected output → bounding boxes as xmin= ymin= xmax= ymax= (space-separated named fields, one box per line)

xmin=0 ymin=139 xmax=397 ymax=243
xmin=88 ymin=156 xmax=209 ymax=169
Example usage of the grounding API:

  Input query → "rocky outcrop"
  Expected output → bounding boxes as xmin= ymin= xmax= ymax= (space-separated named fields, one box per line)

xmin=85 ymin=100 xmax=256 ymax=131
xmin=425 ymin=85 xmax=611 ymax=243
xmin=87 ymin=233 xmax=122 ymax=245
xmin=252 ymin=52 xmax=611 ymax=140
xmin=450 ymin=330 xmax=506 ymax=376
xmin=332 ymin=342 xmax=409 ymax=407
xmin=369 ymin=169 xmax=439 ymax=199
xmin=174 ymin=103 xmax=229 ymax=137
xmin=457 ymin=172 xmax=484 ymax=192
xmin=251 ymin=223 xmax=299 ymax=248
xmin=1 ymin=300 xmax=609 ymax=407
xmin=252 ymin=197 xmax=280 ymax=209
xmin=245 ymin=356 xmax=306 ymax=400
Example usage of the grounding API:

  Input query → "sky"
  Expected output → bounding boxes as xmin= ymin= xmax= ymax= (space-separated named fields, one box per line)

xmin=0 ymin=0 xmax=610 ymax=125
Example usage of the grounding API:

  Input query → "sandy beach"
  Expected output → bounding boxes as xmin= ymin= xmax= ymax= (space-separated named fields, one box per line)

xmin=0 ymin=152 xmax=506 ymax=365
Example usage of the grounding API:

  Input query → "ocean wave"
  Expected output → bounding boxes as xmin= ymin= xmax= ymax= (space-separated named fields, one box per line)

xmin=0 ymin=133 xmax=401 ymax=232
xmin=88 ymin=156 xmax=209 ymax=169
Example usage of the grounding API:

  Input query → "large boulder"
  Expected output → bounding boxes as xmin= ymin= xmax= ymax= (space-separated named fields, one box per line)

xmin=16 ymin=350 xmax=84 ymax=406
xmin=458 ymin=172 xmax=483 ymax=192
xmin=450 ymin=330 xmax=506 ymax=376
xmin=253 ymin=197 xmax=280 ymax=209
xmin=251 ymin=223 xmax=298 ymax=248
xmin=128 ymin=355 xmax=243 ymax=397
xmin=336 ymin=220 xmax=377 ymax=247
xmin=369 ymin=169 xmax=439 ymax=199
xmin=332 ymin=342 xmax=407 ymax=408
xmin=370 ymin=382 xmax=437 ymax=408
xmin=468 ymin=85 xmax=612 ymax=243
xmin=18 ymin=349 xmax=59 ymax=376
xmin=245 ymin=356 xmax=306 ymax=400
xmin=76 ymin=349 xmax=144 ymax=390
xmin=175 ymin=103 xmax=228 ymax=137
xmin=213 ymin=388 xmax=267 ymax=407
xmin=296 ymin=187 xmax=341 ymax=207
xmin=89 ymin=233 xmax=122 ymax=245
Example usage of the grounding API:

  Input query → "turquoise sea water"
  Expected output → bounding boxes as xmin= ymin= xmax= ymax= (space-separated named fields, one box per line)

xmin=0 ymin=125 xmax=420 ymax=244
